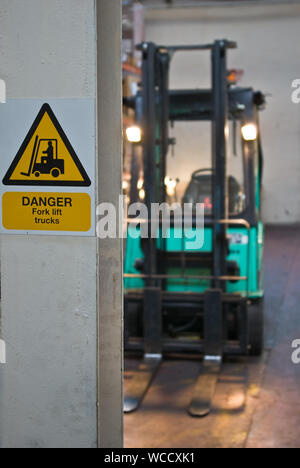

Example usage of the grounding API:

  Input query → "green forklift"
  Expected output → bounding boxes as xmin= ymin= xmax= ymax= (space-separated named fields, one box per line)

xmin=124 ymin=40 xmax=266 ymax=416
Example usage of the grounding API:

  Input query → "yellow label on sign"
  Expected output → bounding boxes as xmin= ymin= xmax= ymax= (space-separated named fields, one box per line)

xmin=3 ymin=104 xmax=91 ymax=187
xmin=2 ymin=192 xmax=91 ymax=232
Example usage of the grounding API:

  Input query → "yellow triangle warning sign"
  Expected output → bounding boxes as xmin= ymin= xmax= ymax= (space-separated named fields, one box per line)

xmin=3 ymin=104 xmax=91 ymax=187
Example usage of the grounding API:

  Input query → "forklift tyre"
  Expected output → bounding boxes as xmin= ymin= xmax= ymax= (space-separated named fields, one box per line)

xmin=34 ymin=171 xmax=40 ymax=178
xmin=51 ymin=168 xmax=60 ymax=178
xmin=248 ymin=298 xmax=264 ymax=356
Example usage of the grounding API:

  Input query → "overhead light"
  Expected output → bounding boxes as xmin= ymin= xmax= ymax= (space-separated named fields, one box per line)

xmin=126 ymin=126 xmax=142 ymax=143
xmin=241 ymin=123 xmax=257 ymax=141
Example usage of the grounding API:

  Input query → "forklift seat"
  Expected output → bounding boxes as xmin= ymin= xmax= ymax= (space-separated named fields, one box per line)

xmin=182 ymin=169 xmax=242 ymax=215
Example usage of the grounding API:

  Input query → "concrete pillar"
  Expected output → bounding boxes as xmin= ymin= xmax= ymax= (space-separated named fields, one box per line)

xmin=0 ymin=0 xmax=123 ymax=448
xmin=97 ymin=0 xmax=123 ymax=449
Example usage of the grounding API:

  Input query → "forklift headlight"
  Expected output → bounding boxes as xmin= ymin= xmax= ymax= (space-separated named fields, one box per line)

xmin=126 ymin=126 xmax=142 ymax=143
xmin=241 ymin=123 xmax=257 ymax=141
xmin=137 ymin=178 xmax=144 ymax=190
xmin=139 ymin=189 xmax=145 ymax=201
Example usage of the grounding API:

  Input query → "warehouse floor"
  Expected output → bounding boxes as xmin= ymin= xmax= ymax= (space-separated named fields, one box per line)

xmin=124 ymin=226 xmax=300 ymax=448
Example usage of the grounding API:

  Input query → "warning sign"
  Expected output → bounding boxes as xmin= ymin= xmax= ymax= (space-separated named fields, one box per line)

xmin=2 ymin=192 xmax=91 ymax=232
xmin=0 ymin=100 xmax=95 ymax=236
xmin=3 ymin=103 xmax=91 ymax=187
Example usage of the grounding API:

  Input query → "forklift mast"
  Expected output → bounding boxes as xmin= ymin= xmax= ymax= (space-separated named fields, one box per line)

xmin=136 ymin=40 xmax=237 ymax=292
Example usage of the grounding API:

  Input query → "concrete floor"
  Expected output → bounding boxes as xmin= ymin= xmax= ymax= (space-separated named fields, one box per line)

xmin=124 ymin=226 xmax=300 ymax=448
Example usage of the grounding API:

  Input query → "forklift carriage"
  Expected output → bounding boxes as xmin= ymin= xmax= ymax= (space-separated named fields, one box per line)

xmin=123 ymin=40 xmax=266 ymax=416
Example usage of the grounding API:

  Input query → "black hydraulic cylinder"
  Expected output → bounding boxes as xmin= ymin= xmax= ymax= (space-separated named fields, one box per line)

xmin=211 ymin=41 xmax=230 ymax=290
xmin=141 ymin=42 xmax=158 ymax=286
xmin=204 ymin=289 xmax=223 ymax=356
xmin=158 ymin=52 xmax=170 ymax=203
xmin=143 ymin=287 xmax=162 ymax=356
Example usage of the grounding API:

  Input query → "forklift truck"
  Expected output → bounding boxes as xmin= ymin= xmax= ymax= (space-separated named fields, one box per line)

xmin=21 ymin=137 xmax=65 ymax=178
xmin=124 ymin=40 xmax=266 ymax=416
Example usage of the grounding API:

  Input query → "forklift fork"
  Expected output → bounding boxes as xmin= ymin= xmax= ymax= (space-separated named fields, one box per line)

xmin=124 ymin=288 xmax=162 ymax=413
xmin=124 ymin=354 xmax=161 ymax=413
xmin=189 ymin=289 xmax=223 ymax=417
xmin=189 ymin=290 xmax=248 ymax=417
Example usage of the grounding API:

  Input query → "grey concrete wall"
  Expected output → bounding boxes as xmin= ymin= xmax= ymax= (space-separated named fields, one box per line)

xmin=145 ymin=3 xmax=300 ymax=223
xmin=0 ymin=0 xmax=122 ymax=449
xmin=0 ymin=0 xmax=96 ymax=98
xmin=0 ymin=236 xmax=98 ymax=448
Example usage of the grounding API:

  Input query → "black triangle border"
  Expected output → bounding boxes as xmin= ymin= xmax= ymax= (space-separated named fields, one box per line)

xmin=3 ymin=103 xmax=91 ymax=187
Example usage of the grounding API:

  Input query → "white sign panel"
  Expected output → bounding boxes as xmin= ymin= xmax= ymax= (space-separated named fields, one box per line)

xmin=0 ymin=99 xmax=95 ymax=236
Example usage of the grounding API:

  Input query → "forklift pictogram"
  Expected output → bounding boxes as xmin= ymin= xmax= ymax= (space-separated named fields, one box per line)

xmin=3 ymin=103 xmax=91 ymax=187
xmin=21 ymin=136 xmax=65 ymax=179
